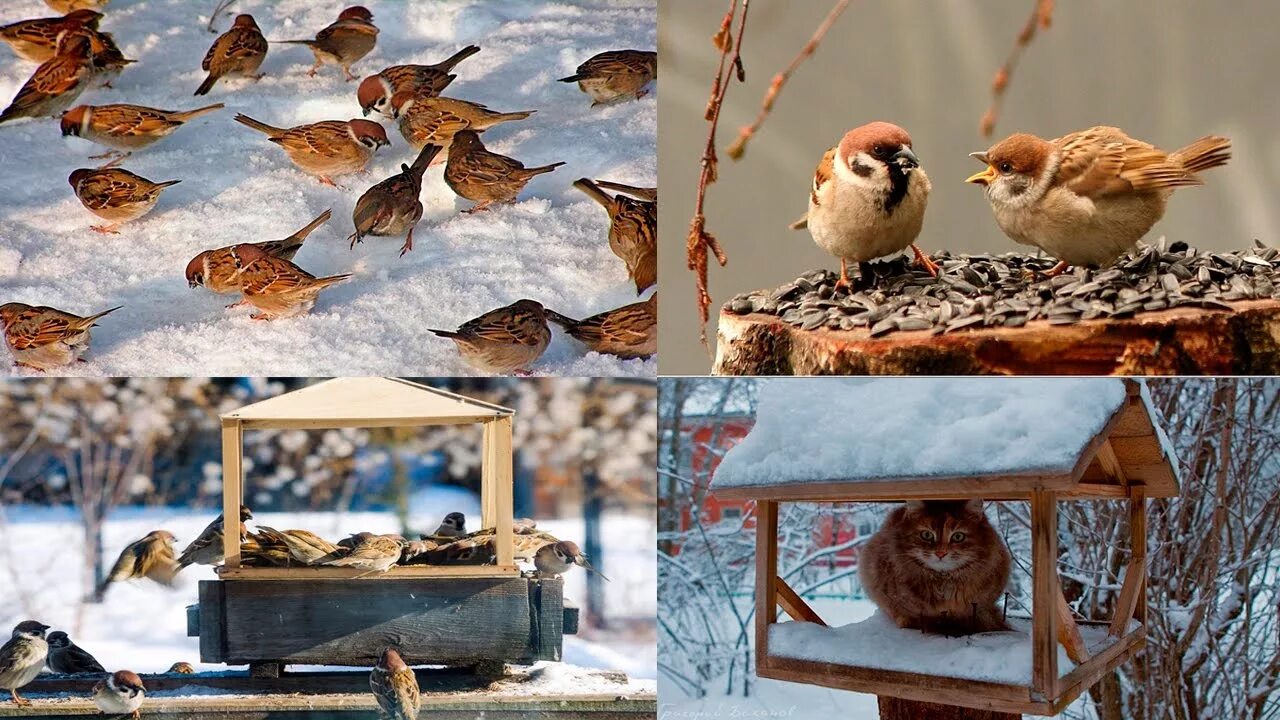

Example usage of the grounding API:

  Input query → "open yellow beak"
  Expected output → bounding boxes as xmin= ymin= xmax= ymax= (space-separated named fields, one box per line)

xmin=966 ymin=165 xmax=996 ymax=186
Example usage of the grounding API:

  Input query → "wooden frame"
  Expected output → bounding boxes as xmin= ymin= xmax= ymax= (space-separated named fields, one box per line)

xmin=217 ymin=378 xmax=519 ymax=579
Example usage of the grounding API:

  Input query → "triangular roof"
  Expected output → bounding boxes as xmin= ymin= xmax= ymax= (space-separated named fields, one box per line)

xmin=221 ymin=378 xmax=512 ymax=428
xmin=712 ymin=378 xmax=1178 ymax=501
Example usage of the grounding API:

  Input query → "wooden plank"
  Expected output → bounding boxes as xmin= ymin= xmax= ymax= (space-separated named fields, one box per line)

xmin=1055 ymin=586 xmax=1089 ymax=664
xmin=494 ymin=416 xmax=515 ymax=569
xmin=759 ymin=657 xmax=1047 ymax=716
xmin=878 ymin=697 xmax=1018 ymax=720
xmin=714 ymin=473 xmax=1076 ymax=502
xmin=221 ymin=419 xmax=243 ymax=569
xmin=1030 ymin=490 xmax=1059 ymax=699
xmin=1094 ymin=440 xmax=1128 ymax=485
xmin=755 ymin=500 xmax=778 ymax=670
xmin=1049 ymin=626 xmax=1146 ymax=715
xmin=1064 ymin=482 xmax=1128 ymax=499
xmin=1108 ymin=436 xmax=1169 ymax=466
xmin=197 ymin=580 xmax=226 ymax=663
xmin=1111 ymin=488 xmax=1148 ymax=635
xmin=482 ymin=420 xmax=497 ymax=532
xmin=217 ymin=578 xmax=536 ymax=666
xmin=774 ymin=578 xmax=825 ymax=625
xmin=237 ymin=415 xmax=498 ymax=429
xmin=529 ymin=578 xmax=565 ymax=662
xmin=217 ymin=565 xmax=520 ymax=580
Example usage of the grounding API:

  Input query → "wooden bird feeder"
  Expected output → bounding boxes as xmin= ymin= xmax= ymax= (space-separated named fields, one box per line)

xmin=711 ymin=378 xmax=1179 ymax=717
xmin=189 ymin=377 xmax=575 ymax=673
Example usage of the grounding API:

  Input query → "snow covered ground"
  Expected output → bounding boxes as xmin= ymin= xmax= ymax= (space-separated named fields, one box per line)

xmin=0 ymin=0 xmax=656 ymax=376
xmin=0 ymin=501 xmax=656 ymax=680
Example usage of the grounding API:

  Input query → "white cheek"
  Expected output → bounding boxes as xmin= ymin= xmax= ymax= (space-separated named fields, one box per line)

xmin=832 ymin=151 xmax=886 ymax=190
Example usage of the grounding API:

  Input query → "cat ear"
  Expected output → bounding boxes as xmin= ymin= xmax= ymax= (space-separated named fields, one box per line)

xmin=963 ymin=498 xmax=985 ymax=514
xmin=904 ymin=500 xmax=925 ymax=512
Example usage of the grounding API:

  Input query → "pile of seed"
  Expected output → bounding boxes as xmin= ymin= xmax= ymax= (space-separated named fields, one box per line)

xmin=722 ymin=240 xmax=1280 ymax=338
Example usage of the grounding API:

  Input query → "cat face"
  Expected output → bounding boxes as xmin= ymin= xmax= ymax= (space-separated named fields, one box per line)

xmin=900 ymin=499 xmax=989 ymax=572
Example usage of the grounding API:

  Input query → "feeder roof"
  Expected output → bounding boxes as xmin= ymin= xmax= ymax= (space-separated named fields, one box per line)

xmin=712 ymin=378 xmax=1178 ymax=501
xmin=221 ymin=377 xmax=513 ymax=429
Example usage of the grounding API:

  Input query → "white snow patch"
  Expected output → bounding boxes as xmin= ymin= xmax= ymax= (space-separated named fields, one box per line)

xmin=713 ymin=378 xmax=1127 ymax=489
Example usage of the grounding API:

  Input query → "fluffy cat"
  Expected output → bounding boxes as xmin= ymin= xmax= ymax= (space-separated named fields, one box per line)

xmin=858 ymin=499 xmax=1012 ymax=636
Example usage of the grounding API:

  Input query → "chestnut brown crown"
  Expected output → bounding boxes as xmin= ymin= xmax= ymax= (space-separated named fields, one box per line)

xmin=838 ymin=121 xmax=913 ymax=161
xmin=982 ymin=133 xmax=1053 ymax=178
xmin=348 ymin=119 xmax=390 ymax=147
xmin=338 ymin=6 xmax=374 ymax=22
xmin=231 ymin=14 xmax=259 ymax=30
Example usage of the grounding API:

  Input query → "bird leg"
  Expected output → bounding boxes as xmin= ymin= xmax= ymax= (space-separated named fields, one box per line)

xmin=342 ymin=65 xmax=358 ymax=82
xmin=1044 ymin=260 xmax=1071 ymax=277
xmin=249 ymin=312 xmax=271 ymax=321
xmin=399 ymin=228 xmax=414 ymax=257
xmin=317 ymin=176 xmax=338 ymax=188
xmin=834 ymin=258 xmax=852 ymax=292
xmin=306 ymin=60 xmax=322 ymax=78
xmin=97 ymin=154 xmax=128 ymax=170
xmin=10 ymin=689 xmax=29 ymax=707
xmin=910 ymin=244 xmax=941 ymax=277
xmin=348 ymin=232 xmax=362 ymax=250
xmin=90 ymin=223 xmax=121 ymax=234
xmin=462 ymin=201 xmax=493 ymax=214
xmin=225 ymin=299 xmax=248 ymax=309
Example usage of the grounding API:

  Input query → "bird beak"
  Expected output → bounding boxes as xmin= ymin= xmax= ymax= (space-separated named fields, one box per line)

xmin=361 ymin=107 xmax=370 ymax=117
xmin=966 ymin=154 xmax=996 ymax=186
xmin=891 ymin=146 xmax=919 ymax=169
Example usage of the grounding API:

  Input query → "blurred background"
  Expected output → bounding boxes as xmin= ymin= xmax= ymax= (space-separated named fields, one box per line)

xmin=658 ymin=0 xmax=1280 ymax=373
xmin=0 ymin=376 xmax=655 ymax=678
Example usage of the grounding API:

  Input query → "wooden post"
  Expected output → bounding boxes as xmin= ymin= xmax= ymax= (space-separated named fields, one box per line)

xmin=1111 ymin=487 xmax=1147 ymax=635
xmin=481 ymin=420 xmax=497 ymax=532
xmin=493 ymin=416 xmax=514 ymax=569
xmin=220 ymin=419 xmax=243 ymax=570
xmin=1031 ymin=490 xmax=1060 ymax=700
xmin=754 ymin=500 xmax=778 ymax=672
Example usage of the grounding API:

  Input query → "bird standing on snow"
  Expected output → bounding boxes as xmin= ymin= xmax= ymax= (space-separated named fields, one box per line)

xmin=349 ymin=144 xmax=441 ymax=257
xmin=0 ymin=621 xmax=49 ymax=706
xmin=428 ymin=299 xmax=552 ymax=375
xmin=92 ymin=669 xmax=145 ymax=719
xmin=0 ymin=9 xmax=101 ymax=62
xmin=195 ymin=14 xmax=267 ymax=96
xmin=558 ymin=49 xmax=656 ymax=106
xmin=0 ymin=33 xmax=94 ymax=124
xmin=277 ymin=6 xmax=379 ymax=82
xmin=572 ymin=178 xmax=656 ymax=294
xmin=546 ymin=294 xmax=657 ymax=360
xmin=0 ymin=303 xmax=120 ymax=371
xmin=45 ymin=631 xmax=105 ymax=675
xmin=356 ymin=45 xmax=481 ymax=117
xmin=443 ymin=130 xmax=564 ymax=213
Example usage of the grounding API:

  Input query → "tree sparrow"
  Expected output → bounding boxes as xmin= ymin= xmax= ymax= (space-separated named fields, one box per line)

xmin=370 ymin=647 xmax=420 ymax=720
xmin=573 ymin=178 xmax=656 ymax=293
xmin=0 ymin=33 xmax=94 ymax=124
xmin=167 ymin=662 xmax=194 ymax=674
xmin=95 ymin=530 xmax=178 ymax=601
xmin=45 ymin=631 xmax=105 ymax=675
xmin=558 ymin=49 xmax=656 ymax=106
xmin=534 ymin=540 xmax=608 ymax=580
xmin=320 ymin=533 xmax=403 ymax=573
xmin=792 ymin=122 xmax=936 ymax=290
xmin=241 ymin=529 xmax=293 ymax=567
xmin=186 ymin=209 xmax=332 ymax=300
xmin=228 ymin=244 xmax=353 ymax=320
xmin=68 ymin=167 xmax=180 ymax=234
xmin=195 ymin=14 xmax=267 ymax=96
xmin=234 ymin=114 xmax=389 ymax=186
xmin=277 ymin=6 xmax=379 ymax=81
xmin=429 ymin=299 xmax=552 ymax=375
xmin=255 ymin=526 xmax=338 ymax=566
xmin=430 ymin=512 xmax=467 ymax=538
xmin=45 ymin=0 xmax=108 ymax=12
xmin=443 ymin=130 xmax=564 ymax=212
xmin=176 ymin=506 xmax=252 ymax=570
xmin=592 ymin=180 xmax=656 ymax=202
xmin=0 ymin=303 xmax=119 ymax=371
xmin=349 ymin=144 xmax=441 ymax=257
xmin=547 ymin=294 xmax=656 ymax=360
xmin=967 ymin=126 xmax=1232 ymax=274
xmin=0 ymin=9 xmax=101 ymax=63
xmin=62 ymin=103 xmax=224 ymax=161
xmin=389 ymin=94 xmax=533 ymax=159
xmin=92 ymin=669 xmax=145 ymax=719
xmin=61 ymin=27 xmax=133 ymax=89
xmin=357 ymin=45 xmax=482 ymax=117
xmin=0 ymin=622 xmax=49 ymax=706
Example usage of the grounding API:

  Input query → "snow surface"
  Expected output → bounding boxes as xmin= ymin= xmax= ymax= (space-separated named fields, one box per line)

xmin=769 ymin=611 xmax=1129 ymax=686
xmin=0 ymin=502 xmax=655 ymax=679
xmin=712 ymin=378 xmax=1127 ymax=489
xmin=1137 ymin=380 xmax=1182 ymax=483
xmin=0 ymin=0 xmax=655 ymax=376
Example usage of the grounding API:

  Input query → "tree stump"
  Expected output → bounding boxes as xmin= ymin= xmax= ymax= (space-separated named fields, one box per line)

xmin=715 ymin=299 xmax=1280 ymax=375
xmin=878 ymin=697 xmax=1020 ymax=719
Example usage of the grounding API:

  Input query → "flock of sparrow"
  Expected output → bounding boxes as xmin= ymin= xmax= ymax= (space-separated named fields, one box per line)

xmin=793 ymin=121 xmax=1231 ymax=290
xmin=1 ymin=508 xmax=601 ymax=717
xmin=0 ymin=0 xmax=658 ymax=374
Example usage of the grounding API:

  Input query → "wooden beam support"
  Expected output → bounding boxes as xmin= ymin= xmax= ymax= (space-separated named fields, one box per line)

xmin=1030 ymin=490 xmax=1059 ymax=699
xmin=1055 ymin=586 xmax=1089 ymax=664
xmin=775 ymin=578 xmax=826 ymax=625
xmin=1110 ymin=487 xmax=1147 ymax=635
xmin=755 ymin=501 xmax=779 ymax=670
xmin=493 ymin=416 xmax=515 ymax=569
xmin=1095 ymin=440 xmax=1128 ymax=486
xmin=220 ymin=419 xmax=243 ymax=570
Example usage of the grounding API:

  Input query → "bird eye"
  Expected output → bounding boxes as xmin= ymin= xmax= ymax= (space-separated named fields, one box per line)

xmin=999 ymin=162 xmax=1014 ymax=173
xmin=920 ymin=529 xmax=936 ymax=542
xmin=951 ymin=531 xmax=966 ymax=542
xmin=873 ymin=144 xmax=886 ymax=156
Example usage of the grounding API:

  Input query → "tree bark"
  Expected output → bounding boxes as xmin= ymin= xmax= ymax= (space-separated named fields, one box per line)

xmin=877 ymin=697 xmax=1019 ymax=719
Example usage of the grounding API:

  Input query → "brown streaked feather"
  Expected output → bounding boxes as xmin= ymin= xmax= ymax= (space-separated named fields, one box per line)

xmin=812 ymin=146 xmax=835 ymax=207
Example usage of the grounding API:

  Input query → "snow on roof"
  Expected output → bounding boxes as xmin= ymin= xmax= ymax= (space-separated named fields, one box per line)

xmin=223 ymin=378 xmax=512 ymax=425
xmin=769 ymin=613 xmax=1128 ymax=686
xmin=713 ymin=378 xmax=1127 ymax=489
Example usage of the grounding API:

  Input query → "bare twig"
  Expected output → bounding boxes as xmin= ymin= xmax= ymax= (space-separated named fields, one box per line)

xmin=979 ymin=0 xmax=1055 ymax=138
xmin=207 ymin=0 xmax=237 ymax=33
xmin=687 ymin=0 xmax=750 ymax=347
xmin=726 ymin=0 xmax=851 ymax=160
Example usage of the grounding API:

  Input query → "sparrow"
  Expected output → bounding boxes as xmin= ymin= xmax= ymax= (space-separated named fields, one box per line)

xmin=430 ymin=512 xmax=466 ymax=538
xmin=176 ymin=505 xmax=253 ymax=570
xmin=0 ymin=33 xmax=94 ymax=124
xmin=68 ymin=167 xmax=181 ymax=234
xmin=45 ymin=0 xmax=108 ymax=12
xmin=94 ymin=530 xmax=178 ymax=601
xmin=547 ymin=294 xmax=656 ymax=360
xmin=967 ymin=126 xmax=1232 ymax=274
xmin=167 ymin=662 xmax=194 ymax=674
xmin=558 ymin=49 xmax=656 ymax=106
xmin=389 ymin=93 xmax=534 ymax=159
xmin=370 ymin=647 xmax=420 ymax=720
xmin=234 ymin=114 xmax=390 ymax=186
xmin=443 ymin=130 xmax=564 ymax=212
xmin=398 ymin=539 xmax=437 ymax=565
xmin=348 ymin=144 xmax=440 ymax=256
xmin=0 ymin=303 xmax=119 ymax=371
xmin=229 ymin=244 xmax=353 ymax=320
xmin=336 ymin=531 xmax=375 ymax=551
xmin=277 ymin=6 xmax=378 ymax=81
xmin=0 ymin=622 xmax=49 ymax=706
xmin=534 ymin=540 xmax=608 ymax=580
xmin=319 ymin=533 xmax=403 ymax=573
xmin=45 ymin=631 xmax=105 ymax=675
xmin=195 ymin=14 xmax=267 ymax=96
xmin=0 ymin=9 xmax=101 ymax=63
xmin=592 ymin=180 xmax=656 ymax=203
xmin=241 ymin=529 xmax=293 ymax=567
xmin=254 ymin=526 xmax=338 ymax=565
xmin=62 ymin=103 xmax=225 ymax=161
xmin=791 ymin=122 xmax=936 ymax=291
xmin=429 ymin=299 xmax=551 ymax=375
xmin=357 ymin=45 xmax=481 ymax=117
xmin=92 ymin=669 xmax=145 ymax=720
xmin=573 ymin=178 xmax=656 ymax=293
xmin=186 ymin=209 xmax=333 ymax=300
xmin=61 ymin=27 xmax=133 ymax=88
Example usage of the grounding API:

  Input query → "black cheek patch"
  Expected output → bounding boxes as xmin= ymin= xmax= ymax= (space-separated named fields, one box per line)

xmin=850 ymin=159 xmax=873 ymax=178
